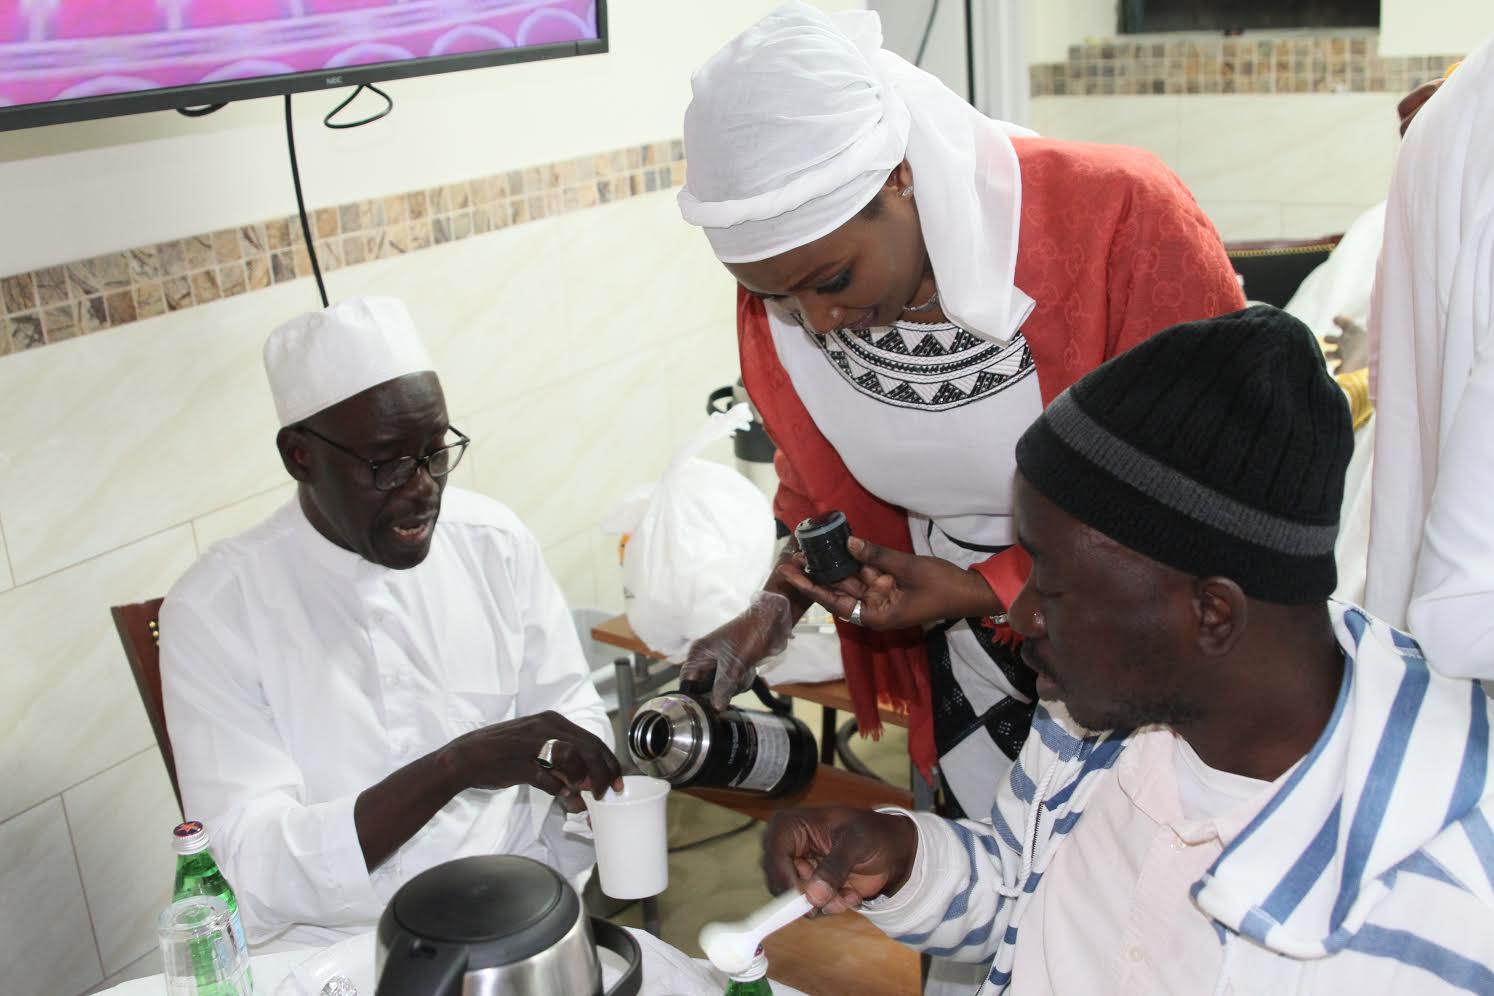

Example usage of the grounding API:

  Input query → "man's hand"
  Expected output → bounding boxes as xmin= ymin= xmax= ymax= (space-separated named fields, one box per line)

xmin=778 ymin=536 xmax=1001 ymax=630
xmin=445 ymin=711 xmax=623 ymax=813
xmin=762 ymin=807 xmax=920 ymax=916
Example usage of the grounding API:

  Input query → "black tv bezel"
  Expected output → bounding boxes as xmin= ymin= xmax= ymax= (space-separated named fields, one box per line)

xmin=0 ymin=0 xmax=609 ymax=132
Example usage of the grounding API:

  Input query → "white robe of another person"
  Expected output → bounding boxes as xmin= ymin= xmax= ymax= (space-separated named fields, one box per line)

xmin=1367 ymin=34 xmax=1494 ymax=679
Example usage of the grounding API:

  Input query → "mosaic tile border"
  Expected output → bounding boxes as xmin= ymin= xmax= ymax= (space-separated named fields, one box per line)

xmin=0 ymin=138 xmax=687 ymax=358
xmin=1029 ymin=32 xmax=1464 ymax=96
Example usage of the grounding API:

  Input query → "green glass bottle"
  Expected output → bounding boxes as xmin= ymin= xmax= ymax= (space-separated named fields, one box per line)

xmin=171 ymin=821 xmax=253 ymax=994
xmin=723 ymin=948 xmax=773 ymax=995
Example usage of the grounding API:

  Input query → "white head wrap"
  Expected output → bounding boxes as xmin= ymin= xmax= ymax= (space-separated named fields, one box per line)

xmin=263 ymin=296 xmax=435 ymax=426
xmin=678 ymin=2 xmax=1036 ymax=344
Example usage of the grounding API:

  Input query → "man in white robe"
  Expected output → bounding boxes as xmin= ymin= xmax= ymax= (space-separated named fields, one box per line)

xmin=161 ymin=297 xmax=622 ymax=948
xmin=1365 ymin=37 xmax=1494 ymax=680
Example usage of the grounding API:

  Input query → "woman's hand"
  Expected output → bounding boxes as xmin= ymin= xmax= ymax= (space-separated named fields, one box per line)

xmin=778 ymin=536 xmax=1001 ymax=630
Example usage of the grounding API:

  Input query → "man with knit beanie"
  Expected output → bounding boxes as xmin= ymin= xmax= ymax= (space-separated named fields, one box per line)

xmin=762 ymin=306 xmax=1494 ymax=994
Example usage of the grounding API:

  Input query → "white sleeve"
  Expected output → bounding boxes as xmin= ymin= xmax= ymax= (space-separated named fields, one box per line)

xmin=1408 ymin=352 xmax=1494 ymax=680
xmin=858 ymin=809 xmax=1023 ymax=964
xmin=509 ymin=527 xmax=613 ymax=748
xmin=160 ymin=594 xmax=382 ymax=943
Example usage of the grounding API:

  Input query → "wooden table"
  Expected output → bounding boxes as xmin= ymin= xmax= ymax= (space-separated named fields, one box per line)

xmin=765 ymin=909 xmax=921 ymax=996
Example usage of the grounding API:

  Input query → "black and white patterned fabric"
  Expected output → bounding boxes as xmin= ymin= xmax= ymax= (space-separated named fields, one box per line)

xmin=814 ymin=320 xmax=1036 ymax=412
xmin=768 ymin=308 xmax=1044 ymax=818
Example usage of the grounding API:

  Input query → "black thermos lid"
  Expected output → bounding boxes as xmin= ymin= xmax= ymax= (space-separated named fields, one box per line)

xmin=795 ymin=510 xmax=858 ymax=585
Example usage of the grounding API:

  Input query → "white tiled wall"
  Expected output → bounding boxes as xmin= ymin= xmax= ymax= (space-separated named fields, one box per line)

xmin=0 ymin=517 xmax=13 ymax=593
xmin=65 ymin=748 xmax=180 ymax=974
xmin=1030 ymin=92 xmax=1404 ymax=242
xmin=0 ymin=188 xmax=741 ymax=996
xmin=1 ymin=798 xmax=105 ymax=996
xmin=0 ymin=526 xmax=197 ymax=824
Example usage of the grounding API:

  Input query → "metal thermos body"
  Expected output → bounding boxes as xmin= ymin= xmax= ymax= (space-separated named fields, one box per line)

xmin=627 ymin=693 xmax=817 ymax=797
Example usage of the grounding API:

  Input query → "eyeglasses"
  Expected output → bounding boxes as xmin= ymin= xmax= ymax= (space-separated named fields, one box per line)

xmin=296 ymin=424 xmax=471 ymax=492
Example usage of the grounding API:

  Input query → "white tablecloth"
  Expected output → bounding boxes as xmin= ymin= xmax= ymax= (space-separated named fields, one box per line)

xmin=98 ymin=928 xmax=809 ymax=996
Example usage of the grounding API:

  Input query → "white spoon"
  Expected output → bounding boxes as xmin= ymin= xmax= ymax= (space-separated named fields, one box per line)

xmin=698 ymin=890 xmax=816 ymax=976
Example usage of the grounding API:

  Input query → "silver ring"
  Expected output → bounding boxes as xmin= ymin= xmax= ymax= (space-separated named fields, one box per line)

xmin=845 ymin=600 xmax=863 ymax=626
xmin=536 ymin=738 xmax=559 ymax=769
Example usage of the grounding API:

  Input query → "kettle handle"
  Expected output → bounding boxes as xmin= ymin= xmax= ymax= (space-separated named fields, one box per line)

xmin=373 ymin=939 xmax=467 ymax=996
xmin=706 ymin=384 xmax=736 ymax=416
xmin=592 ymin=919 xmax=643 ymax=996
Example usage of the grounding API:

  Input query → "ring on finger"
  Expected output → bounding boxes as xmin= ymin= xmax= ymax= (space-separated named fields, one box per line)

xmin=535 ymin=737 xmax=560 ymax=769
xmin=841 ymin=600 xmax=863 ymax=626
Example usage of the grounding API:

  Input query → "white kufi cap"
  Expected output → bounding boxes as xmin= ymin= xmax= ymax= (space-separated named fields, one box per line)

xmin=263 ymin=297 xmax=435 ymax=426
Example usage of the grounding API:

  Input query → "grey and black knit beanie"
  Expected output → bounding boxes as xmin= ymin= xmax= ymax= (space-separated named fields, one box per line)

xmin=1015 ymin=305 xmax=1352 ymax=603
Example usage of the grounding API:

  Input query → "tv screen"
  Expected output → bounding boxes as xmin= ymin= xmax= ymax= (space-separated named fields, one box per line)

xmin=0 ymin=0 xmax=606 ymax=131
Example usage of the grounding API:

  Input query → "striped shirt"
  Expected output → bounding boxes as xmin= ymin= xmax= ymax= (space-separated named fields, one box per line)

xmin=862 ymin=603 xmax=1494 ymax=994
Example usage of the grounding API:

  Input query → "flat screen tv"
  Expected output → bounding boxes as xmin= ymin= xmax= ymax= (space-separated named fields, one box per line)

xmin=0 ymin=0 xmax=606 ymax=131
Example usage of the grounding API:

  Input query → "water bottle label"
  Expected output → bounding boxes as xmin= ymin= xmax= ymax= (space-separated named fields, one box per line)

xmin=729 ymin=714 xmax=791 ymax=793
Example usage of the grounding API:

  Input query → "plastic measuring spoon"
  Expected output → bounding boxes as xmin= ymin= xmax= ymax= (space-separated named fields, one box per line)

xmin=698 ymin=890 xmax=815 ymax=975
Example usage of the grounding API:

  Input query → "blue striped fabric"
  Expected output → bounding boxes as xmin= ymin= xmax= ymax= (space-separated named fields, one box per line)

xmin=866 ymin=603 xmax=1494 ymax=994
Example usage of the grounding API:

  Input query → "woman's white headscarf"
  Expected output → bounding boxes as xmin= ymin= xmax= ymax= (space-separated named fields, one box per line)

xmin=678 ymin=2 xmax=1036 ymax=344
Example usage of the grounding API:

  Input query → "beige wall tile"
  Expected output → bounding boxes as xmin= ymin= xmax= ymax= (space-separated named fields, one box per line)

xmin=65 ymin=748 xmax=179 ymax=973
xmin=191 ymin=483 xmax=296 ymax=555
xmin=0 ymin=798 xmax=104 ymax=996
xmin=0 ymin=513 xmax=12 ymax=594
xmin=590 ymin=531 xmax=627 ymax=616
xmin=300 ymin=193 xmax=732 ymax=436
xmin=0 ymin=526 xmax=197 ymax=822
xmin=461 ymin=342 xmax=675 ymax=553
xmin=0 ymin=298 xmax=288 ymax=583
xmin=1281 ymin=202 xmax=1381 ymax=240
xmin=542 ymin=530 xmax=600 ymax=614
xmin=660 ymin=328 xmax=744 ymax=472
xmin=1027 ymin=95 xmax=1184 ymax=164
xmin=1198 ymin=201 xmax=1285 ymax=242
xmin=560 ymin=193 xmax=737 ymax=355
xmin=1175 ymin=94 xmax=1401 ymax=207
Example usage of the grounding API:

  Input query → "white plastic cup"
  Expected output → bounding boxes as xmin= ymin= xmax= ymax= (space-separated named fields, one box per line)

xmin=583 ymin=774 xmax=671 ymax=899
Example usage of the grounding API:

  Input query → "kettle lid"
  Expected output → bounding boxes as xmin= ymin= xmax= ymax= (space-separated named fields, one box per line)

xmin=384 ymin=855 xmax=582 ymax=967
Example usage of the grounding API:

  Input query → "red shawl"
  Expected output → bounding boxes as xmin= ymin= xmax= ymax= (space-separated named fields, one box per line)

xmin=740 ymin=138 xmax=1246 ymax=779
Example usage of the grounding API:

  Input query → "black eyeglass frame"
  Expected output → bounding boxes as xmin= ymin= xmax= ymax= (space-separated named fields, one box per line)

xmin=294 ymin=423 xmax=471 ymax=492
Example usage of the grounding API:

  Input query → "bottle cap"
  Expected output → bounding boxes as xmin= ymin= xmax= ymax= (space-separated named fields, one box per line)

xmin=172 ymin=820 xmax=210 ymax=856
xmin=727 ymin=946 xmax=769 ymax=982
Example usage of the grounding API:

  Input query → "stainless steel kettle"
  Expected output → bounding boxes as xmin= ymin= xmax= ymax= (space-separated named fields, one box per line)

xmin=374 ymin=855 xmax=642 ymax=996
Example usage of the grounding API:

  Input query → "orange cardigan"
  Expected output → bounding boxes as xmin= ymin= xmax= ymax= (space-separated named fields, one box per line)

xmin=740 ymin=138 xmax=1246 ymax=778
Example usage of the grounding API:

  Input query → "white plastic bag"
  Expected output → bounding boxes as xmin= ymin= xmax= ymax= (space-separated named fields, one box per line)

xmin=602 ymin=404 xmax=776 ymax=661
